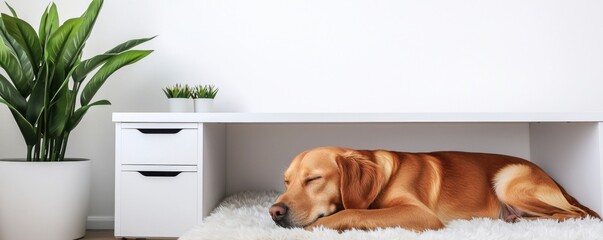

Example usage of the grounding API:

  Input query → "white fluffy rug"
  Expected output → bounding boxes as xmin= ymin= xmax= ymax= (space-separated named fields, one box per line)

xmin=179 ymin=191 xmax=603 ymax=240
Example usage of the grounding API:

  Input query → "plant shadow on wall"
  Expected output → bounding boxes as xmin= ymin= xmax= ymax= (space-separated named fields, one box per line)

xmin=0 ymin=0 xmax=153 ymax=239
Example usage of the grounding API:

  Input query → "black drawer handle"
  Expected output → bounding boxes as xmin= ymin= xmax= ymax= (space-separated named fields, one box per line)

xmin=137 ymin=129 xmax=182 ymax=134
xmin=138 ymin=171 xmax=182 ymax=177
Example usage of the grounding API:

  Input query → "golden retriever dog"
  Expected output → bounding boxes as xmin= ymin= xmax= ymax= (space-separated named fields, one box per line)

xmin=269 ymin=146 xmax=601 ymax=231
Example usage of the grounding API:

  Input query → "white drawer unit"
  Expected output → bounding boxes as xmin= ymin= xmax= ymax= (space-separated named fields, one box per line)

xmin=115 ymin=122 xmax=226 ymax=239
xmin=120 ymin=123 xmax=198 ymax=165
xmin=120 ymin=166 xmax=197 ymax=237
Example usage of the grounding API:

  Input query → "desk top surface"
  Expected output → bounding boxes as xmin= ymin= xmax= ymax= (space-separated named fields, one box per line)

xmin=112 ymin=112 xmax=603 ymax=123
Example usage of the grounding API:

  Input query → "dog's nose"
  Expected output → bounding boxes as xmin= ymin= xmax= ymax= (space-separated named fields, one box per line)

xmin=269 ymin=202 xmax=288 ymax=221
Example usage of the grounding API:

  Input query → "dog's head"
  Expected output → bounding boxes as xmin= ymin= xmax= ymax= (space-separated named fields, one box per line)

xmin=269 ymin=147 xmax=383 ymax=228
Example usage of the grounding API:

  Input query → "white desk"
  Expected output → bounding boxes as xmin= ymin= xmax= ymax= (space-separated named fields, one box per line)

xmin=113 ymin=112 xmax=603 ymax=238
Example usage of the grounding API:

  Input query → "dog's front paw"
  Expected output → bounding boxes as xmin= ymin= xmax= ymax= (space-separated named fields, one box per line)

xmin=304 ymin=218 xmax=336 ymax=231
xmin=304 ymin=219 xmax=347 ymax=233
xmin=304 ymin=221 xmax=323 ymax=231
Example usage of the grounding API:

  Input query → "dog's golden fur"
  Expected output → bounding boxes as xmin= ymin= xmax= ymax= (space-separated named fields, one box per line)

xmin=269 ymin=146 xmax=601 ymax=231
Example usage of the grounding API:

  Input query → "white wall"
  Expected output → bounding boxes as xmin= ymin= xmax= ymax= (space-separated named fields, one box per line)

xmin=1 ymin=0 xmax=603 ymax=228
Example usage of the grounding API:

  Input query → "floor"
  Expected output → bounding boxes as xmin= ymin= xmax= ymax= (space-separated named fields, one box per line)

xmin=82 ymin=230 xmax=177 ymax=240
xmin=82 ymin=230 xmax=115 ymax=239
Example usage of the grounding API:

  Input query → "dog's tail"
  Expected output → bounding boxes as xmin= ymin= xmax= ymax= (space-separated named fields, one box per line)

xmin=555 ymin=181 xmax=601 ymax=220
xmin=494 ymin=164 xmax=601 ymax=221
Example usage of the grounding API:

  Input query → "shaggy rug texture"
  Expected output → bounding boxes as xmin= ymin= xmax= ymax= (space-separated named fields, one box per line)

xmin=179 ymin=191 xmax=603 ymax=240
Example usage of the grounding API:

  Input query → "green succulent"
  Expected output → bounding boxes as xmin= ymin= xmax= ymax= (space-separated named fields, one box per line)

xmin=192 ymin=84 xmax=219 ymax=99
xmin=163 ymin=84 xmax=192 ymax=98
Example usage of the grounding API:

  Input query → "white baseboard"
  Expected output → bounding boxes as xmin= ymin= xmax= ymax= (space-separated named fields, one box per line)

xmin=87 ymin=216 xmax=114 ymax=230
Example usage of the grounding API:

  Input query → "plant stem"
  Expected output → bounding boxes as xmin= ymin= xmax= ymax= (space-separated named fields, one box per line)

xmin=59 ymin=134 xmax=69 ymax=160
xmin=50 ymin=138 xmax=55 ymax=161
xmin=33 ymin=135 xmax=40 ymax=160
xmin=41 ymin=65 xmax=55 ymax=161
xmin=26 ymin=145 xmax=33 ymax=161
xmin=45 ymin=137 xmax=51 ymax=161
xmin=52 ymin=138 xmax=58 ymax=161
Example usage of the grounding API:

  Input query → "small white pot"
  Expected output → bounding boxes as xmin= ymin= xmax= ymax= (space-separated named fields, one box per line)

xmin=194 ymin=98 xmax=214 ymax=112
xmin=168 ymin=98 xmax=192 ymax=112
xmin=0 ymin=159 xmax=91 ymax=240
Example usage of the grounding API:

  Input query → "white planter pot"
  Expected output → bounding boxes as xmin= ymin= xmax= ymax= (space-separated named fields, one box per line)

xmin=168 ymin=98 xmax=192 ymax=112
xmin=0 ymin=159 xmax=91 ymax=240
xmin=194 ymin=98 xmax=214 ymax=112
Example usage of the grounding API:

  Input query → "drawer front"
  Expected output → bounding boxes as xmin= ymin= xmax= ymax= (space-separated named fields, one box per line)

xmin=119 ymin=170 xmax=198 ymax=237
xmin=121 ymin=123 xmax=198 ymax=165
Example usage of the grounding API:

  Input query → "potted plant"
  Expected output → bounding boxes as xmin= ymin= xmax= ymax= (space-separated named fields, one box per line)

xmin=192 ymin=84 xmax=219 ymax=112
xmin=0 ymin=0 xmax=153 ymax=239
xmin=163 ymin=83 xmax=193 ymax=112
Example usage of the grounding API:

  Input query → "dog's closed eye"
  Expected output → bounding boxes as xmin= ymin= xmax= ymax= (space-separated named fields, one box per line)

xmin=304 ymin=176 xmax=322 ymax=185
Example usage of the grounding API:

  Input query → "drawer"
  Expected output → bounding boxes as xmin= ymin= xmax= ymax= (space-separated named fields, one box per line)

xmin=120 ymin=123 xmax=198 ymax=165
xmin=119 ymin=168 xmax=198 ymax=237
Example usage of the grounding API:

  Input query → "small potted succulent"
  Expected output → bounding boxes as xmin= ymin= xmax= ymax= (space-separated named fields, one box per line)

xmin=192 ymin=84 xmax=219 ymax=112
xmin=163 ymin=83 xmax=192 ymax=112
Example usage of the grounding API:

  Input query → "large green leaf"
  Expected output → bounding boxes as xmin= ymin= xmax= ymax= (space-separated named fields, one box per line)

xmin=2 ymin=14 xmax=42 ymax=74
xmin=0 ymin=19 xmax=35 ymax=91
xmin=47 ymin=87 xmax=72 ymax=137
xmin=72 ymin=36 xmax=156 ymax=83
xmin=106 ymin=36 xmax=156 ymax=54
xmin=39 ymin=5 xmax=48 ymax=42
xmin=72 ymin=53 xmax=113 ymax=83
xmin=66 ymin=99 xmax=110 ymax=132
xmin=49 ymin=61 xmax=67 ymax=100
xmin=61 ymin=0 xmax=102 ymax=69
xmin=39 ymin=3 xmax=59 ymax=45
xmin=0 ymin=37 xmax=27 ymax=96
xmin=80 ymin=50 xmax=152 ymax=105
xmin=0 ymin=73 xmax=25 ymax=113
xmin=0 ymin=98 xmax=36 ymax=146
xmin=26 ymin=73 xmax=45 ymax=124
xmin=4 ymin=2 xmax=17 ymax=17
xmin=45 ymin=17 xmax=81 ymax=65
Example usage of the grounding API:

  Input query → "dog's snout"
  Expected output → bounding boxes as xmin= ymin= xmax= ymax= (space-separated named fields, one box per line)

xmin=269 ymin=202 xmax=289 ymax=222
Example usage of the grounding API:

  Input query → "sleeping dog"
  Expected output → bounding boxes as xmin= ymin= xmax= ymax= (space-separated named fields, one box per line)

xmin=269 ymin=146 xmax=601 ymax=231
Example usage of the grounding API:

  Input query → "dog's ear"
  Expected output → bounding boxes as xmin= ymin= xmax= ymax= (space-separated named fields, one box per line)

xmin=336 ymin=150 xmax=383 ymax=209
